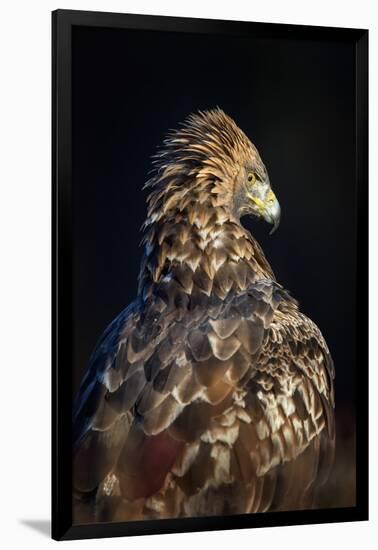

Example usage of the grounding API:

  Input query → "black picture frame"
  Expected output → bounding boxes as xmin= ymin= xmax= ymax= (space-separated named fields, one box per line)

xmin=52 ymin=9 xmax=369 ymax=541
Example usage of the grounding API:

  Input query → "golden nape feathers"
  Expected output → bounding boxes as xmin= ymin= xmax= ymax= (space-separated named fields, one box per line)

xmin=73 ymin=109 xmax=335 ymax=523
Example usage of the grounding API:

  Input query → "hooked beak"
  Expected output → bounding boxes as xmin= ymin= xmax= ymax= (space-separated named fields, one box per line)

xmin=246 ymin=188 xmax=281 ymax=234
xmin=263 ymin=191 xmax=281 ymax=235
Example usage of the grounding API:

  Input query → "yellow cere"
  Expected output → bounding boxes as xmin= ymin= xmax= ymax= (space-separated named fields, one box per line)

xmin=265 ymin=190 xmax=276 ymax=204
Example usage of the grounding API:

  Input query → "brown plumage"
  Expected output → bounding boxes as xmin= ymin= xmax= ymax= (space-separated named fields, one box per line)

xmin=73 ymin=108 xmax=335 ymax=523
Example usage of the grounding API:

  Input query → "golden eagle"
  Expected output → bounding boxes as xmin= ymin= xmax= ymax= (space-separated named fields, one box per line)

xmin=73 ymin=109 xmax=335 ymax=522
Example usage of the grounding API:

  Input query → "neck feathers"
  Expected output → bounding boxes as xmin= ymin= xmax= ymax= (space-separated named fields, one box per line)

xmin=138 ymin=202 xmax=275 ymax=302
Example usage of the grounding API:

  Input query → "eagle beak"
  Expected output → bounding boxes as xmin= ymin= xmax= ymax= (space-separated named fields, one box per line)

xmin=263 ymin=190 xmax=281 ymax=235
xmin=247 ymin=189 xmax=281 ymax=234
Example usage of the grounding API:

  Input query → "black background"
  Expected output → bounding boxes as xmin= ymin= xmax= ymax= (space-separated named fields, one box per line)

xmin=72 ymin=26 xmax=356 ymax=505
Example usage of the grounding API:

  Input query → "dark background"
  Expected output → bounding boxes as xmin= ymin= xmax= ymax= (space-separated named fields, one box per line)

xmin=72 ymin=25 xmax=356 ymax=506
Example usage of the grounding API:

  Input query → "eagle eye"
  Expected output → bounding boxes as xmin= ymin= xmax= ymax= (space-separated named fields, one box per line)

xmin=247 ymin=172 xmax=256 ymax=185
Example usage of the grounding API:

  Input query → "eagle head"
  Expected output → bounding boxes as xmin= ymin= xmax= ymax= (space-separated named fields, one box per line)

xmin=148 ymin=108 xmax=281 ymax=234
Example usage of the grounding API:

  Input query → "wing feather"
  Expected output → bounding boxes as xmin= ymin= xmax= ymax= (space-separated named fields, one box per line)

xmin=73 ymin=278 xmax=335 ymax=521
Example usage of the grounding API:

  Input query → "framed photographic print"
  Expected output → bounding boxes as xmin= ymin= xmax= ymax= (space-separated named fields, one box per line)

xmin=52 ymin=9 xmax=368 ymax=541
